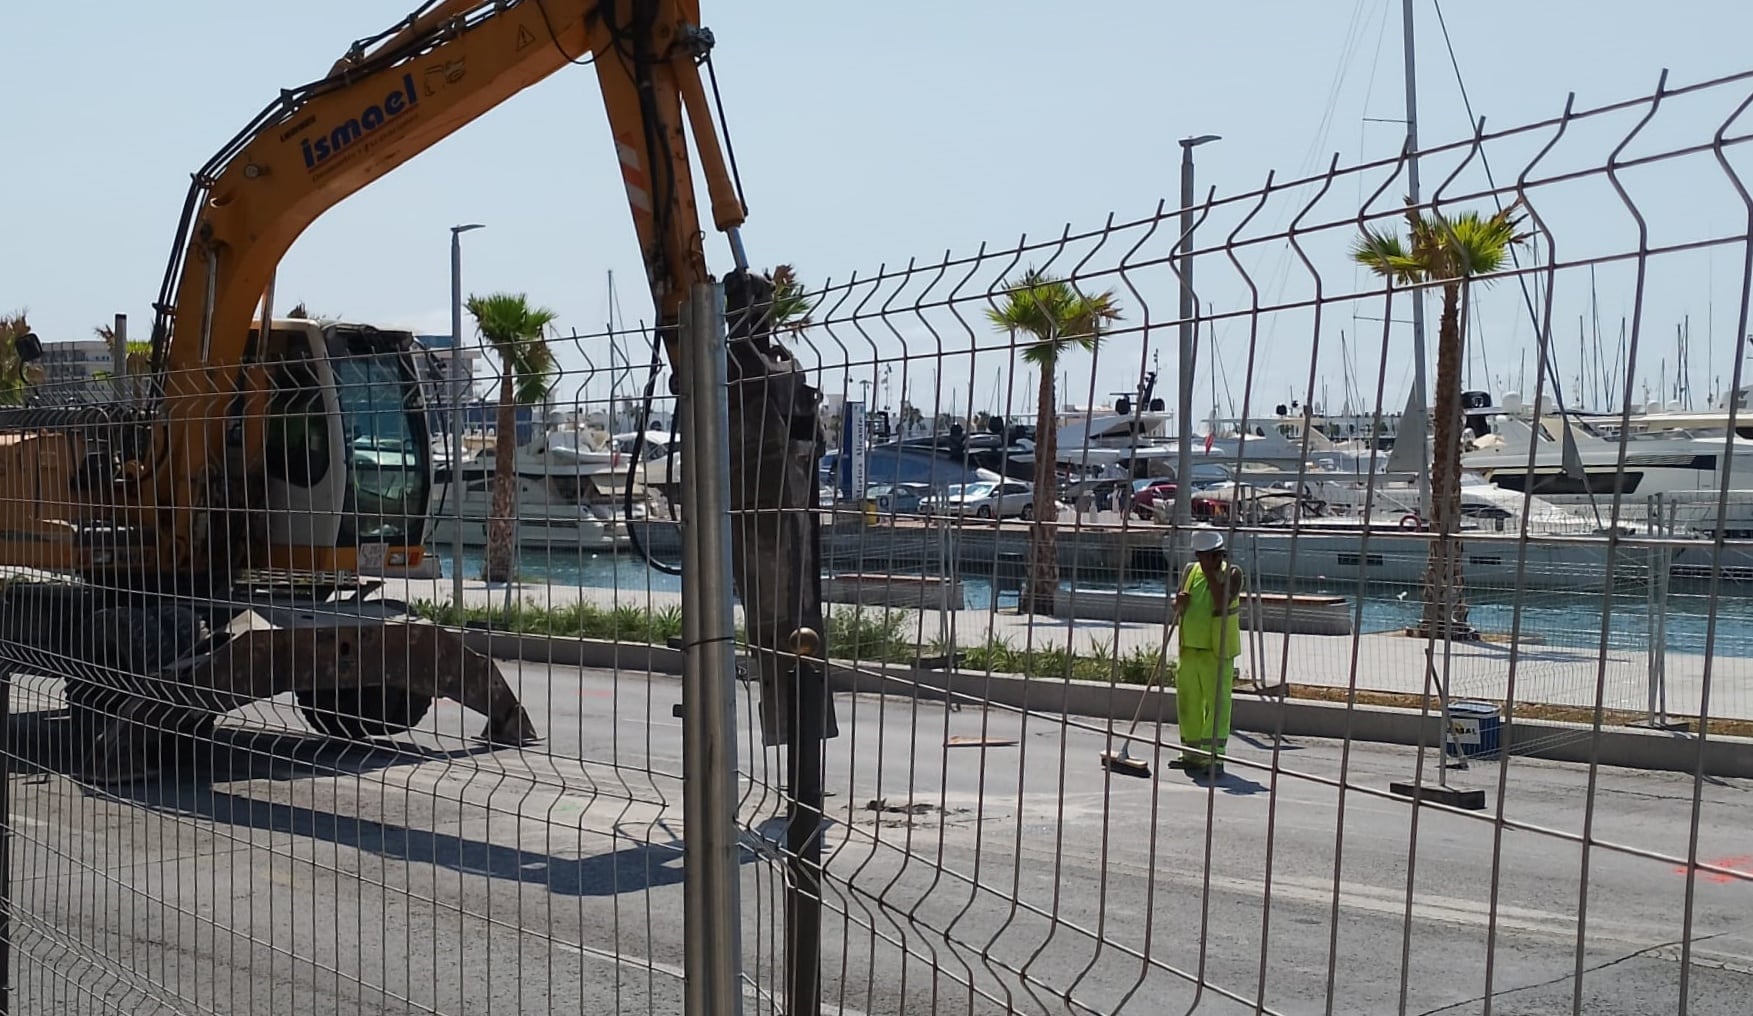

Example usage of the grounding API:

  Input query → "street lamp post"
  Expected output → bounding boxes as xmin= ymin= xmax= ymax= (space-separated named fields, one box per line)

xmin=1401 ymin=0 xmax=1432 ymax=520
xmin=1175 ymin=135 xmax=1220 ymax=565
xmin=450 ymin=223 xmax=485 ymax=608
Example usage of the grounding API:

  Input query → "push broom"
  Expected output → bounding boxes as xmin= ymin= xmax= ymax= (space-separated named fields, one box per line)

xmin=1100 ymin=615 xmax=1178 ymax=778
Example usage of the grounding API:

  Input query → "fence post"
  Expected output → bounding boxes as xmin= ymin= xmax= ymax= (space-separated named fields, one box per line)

xmin=678 ymin=283 xmax=745 ymax=1016
xmin=1657 ymin=496 xmax=1678 ymax=725
xmin=1 ymin=661 xmax=10 ymax=1016
xmin=1646 ymin=493 xmax=1660 ymax=726
xmin=1638 ymin=492 xmax=1683 ymax=729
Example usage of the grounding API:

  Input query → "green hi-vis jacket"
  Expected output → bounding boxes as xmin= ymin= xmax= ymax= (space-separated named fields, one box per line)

xmin=1179 ymin=561 xmax=1243 ymax=658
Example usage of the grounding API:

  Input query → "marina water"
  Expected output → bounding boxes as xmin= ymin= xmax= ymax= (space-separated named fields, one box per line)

xmin=433 ymin=545 xmax=1753 ymax=661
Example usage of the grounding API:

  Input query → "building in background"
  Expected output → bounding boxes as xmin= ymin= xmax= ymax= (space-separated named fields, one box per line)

xmin=38 ymin=340 xmax=115 ymax=387
xmin=412 ymin=334 xmax=545 ymax=447
xmin=414 ymin=334 xmax=486 ymax=404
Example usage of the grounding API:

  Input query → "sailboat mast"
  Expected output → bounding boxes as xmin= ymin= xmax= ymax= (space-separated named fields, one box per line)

xmin=1683 ymin=314 xmax=1692 ymax=408
xmin=1578 ymin=316 xmax=1587 ymax=411
xmin=1208 ymin=310 xmax=1219 ymax=428
xmin=1402 ymin=0 xmax=1433 ymax=517
xmin=605 ymin=268 xmax=629 ymax=425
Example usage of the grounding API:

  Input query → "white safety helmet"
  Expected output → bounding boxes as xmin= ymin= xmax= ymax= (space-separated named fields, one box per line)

xmin=1190 ymin=526 xmax=1225 ymax=554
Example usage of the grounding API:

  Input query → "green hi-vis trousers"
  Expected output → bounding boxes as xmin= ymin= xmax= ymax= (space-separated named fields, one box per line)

xmin=1176 ymin=647 xmax=1234 ymax=767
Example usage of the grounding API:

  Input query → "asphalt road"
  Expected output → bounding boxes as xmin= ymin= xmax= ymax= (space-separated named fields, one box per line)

xmin=5 ymin=660 xmax=1753 ymax=1015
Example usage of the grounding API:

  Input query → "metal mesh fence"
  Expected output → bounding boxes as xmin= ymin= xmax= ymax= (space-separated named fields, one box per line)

xmin=6 ymin=61 xmax=1753 ymax=1016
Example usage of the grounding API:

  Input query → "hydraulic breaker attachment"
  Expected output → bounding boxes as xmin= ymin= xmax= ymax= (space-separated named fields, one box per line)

xmin=723 ymin=269 xmax=839 ymax=747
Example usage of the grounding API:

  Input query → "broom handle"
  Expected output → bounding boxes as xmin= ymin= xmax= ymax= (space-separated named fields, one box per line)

xmin=1121 ymin=612 xmax=1180 ymax=741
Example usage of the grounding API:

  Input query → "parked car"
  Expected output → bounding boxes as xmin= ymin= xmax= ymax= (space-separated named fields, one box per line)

xmin=1129 ymin=479 xmax=1177 ymax=519
xmin=1061 ymin=478 xmax=1126 ymax=512
xmin=866 ymin=482 xmax=931 ymax=515
xmin=920 ymin=479 xmax=1035 ymax=519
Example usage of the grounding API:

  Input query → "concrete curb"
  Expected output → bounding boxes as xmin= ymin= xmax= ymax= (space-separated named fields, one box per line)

xmin=463 ymin=629 xmax=685 ymax=674
xmin=462 ymin=630 xmax=1753 ymax=779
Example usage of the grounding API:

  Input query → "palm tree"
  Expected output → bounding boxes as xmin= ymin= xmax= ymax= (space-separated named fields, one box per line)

xmin=769 ymin=263 xmax=812 ymax=336
xmin=1351 ymin=200 xmax=1529 ymax=639
xmin=986 ymin=268 xmax=1123 ymax=615
xmin=465 ymin=293 xmax=559 ymax=584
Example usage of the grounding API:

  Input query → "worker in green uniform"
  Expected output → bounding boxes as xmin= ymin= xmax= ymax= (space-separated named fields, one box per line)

xmin=1172 ymin=526 xmax=1244 ymax=775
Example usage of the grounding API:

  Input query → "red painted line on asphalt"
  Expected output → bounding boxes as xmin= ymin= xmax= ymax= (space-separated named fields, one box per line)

xmin=1673 ymin=854 xmax=1753 ymax=884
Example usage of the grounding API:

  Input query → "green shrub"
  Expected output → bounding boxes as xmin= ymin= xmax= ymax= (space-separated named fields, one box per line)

xmin=411 ymin=600 xmax=1173 ymax=685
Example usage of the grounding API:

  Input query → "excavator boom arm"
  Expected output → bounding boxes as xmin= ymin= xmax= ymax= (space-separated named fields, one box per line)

xmin=144 ymin=0 xmax=830 ymax=749
xmin=151 ymin=1 xmax=740 ymax=539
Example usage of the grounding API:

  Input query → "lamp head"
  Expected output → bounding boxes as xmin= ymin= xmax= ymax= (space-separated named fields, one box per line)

xmin=12 ymin=331 xmax=41 ymax=364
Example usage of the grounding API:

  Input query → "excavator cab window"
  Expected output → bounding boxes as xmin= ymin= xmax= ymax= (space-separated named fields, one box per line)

xmin=263 ymin=353 xmax=333 ymax=488
xmin=326 ymin=326 xmax=431 ymax=547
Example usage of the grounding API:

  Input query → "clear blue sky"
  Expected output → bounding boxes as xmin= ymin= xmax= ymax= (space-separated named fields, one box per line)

xmin=6 ymin=1 xmax=1753 ymax=420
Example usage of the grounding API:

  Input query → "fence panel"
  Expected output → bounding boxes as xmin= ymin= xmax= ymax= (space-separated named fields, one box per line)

xmin=6 ymin=64 xmax=1753 ymax=1016
xmin=0 ymin=319 xmax=715 ymax=1013
xmin=730 ymin=65 xmax=1753 ymax=1015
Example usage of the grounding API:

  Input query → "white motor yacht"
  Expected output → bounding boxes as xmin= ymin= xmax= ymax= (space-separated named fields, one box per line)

xmin=1175 ymin=477 xmax=1654 ymax=593
xmin=428 ymin=428 xmax=646 ymax=552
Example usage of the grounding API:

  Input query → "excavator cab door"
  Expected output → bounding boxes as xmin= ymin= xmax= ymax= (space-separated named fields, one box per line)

xmin=322 ymin=324 xmax=432 ymax=552
xmin=258 ymin=323 xmax=347 ymax=557
xmin=254 ymin=321 xmax=432 ymax=571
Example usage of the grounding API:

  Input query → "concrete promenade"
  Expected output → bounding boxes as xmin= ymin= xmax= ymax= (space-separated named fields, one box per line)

xmin=371 ymin=574 xmax=1753 ymax=722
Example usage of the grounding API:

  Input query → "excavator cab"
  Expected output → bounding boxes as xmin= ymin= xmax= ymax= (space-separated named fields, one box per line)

xmin=247 ymin=319 xmax=433 ymax=574
xmin=0 ymin=317 xmax=536 ymax=782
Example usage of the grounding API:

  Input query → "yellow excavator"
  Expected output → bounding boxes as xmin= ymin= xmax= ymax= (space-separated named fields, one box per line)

xmin=0 ymin=0 xmax=832 ymax=779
